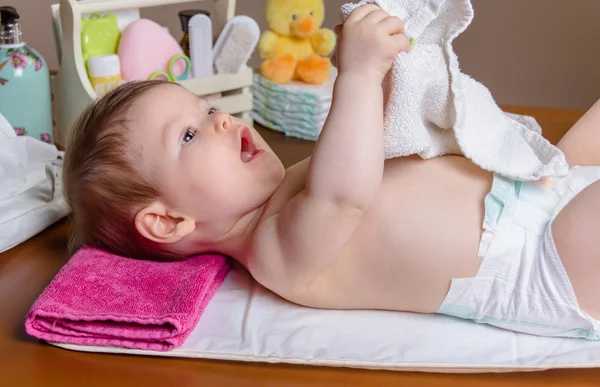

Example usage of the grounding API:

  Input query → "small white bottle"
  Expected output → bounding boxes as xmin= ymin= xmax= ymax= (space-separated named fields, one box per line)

xmin=86 ymin=54 xmax=124 ymax=97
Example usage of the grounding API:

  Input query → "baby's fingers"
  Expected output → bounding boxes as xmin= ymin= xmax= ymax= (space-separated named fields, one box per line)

xmin=380 ymin=16 xmax=405 ymax=36
xmin=391 ymin=33 xmax=412 ymax=54
xmin=347 ymin=3 xmax=381 ymax=22
xmin=363 ymin=9 xmax=391 ymax=25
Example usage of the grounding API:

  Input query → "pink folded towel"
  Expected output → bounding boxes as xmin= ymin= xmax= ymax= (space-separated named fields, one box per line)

xmin=24 ymin=247 xmax=229 ymax=351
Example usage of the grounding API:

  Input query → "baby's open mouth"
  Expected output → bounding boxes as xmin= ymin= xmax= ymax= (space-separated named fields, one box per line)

xmin=240 ymin=127 xmax=262 ymax=163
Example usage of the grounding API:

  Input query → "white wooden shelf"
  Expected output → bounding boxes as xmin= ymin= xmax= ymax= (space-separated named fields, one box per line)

xmin=51 ymin=0 xmax=253 ymax=148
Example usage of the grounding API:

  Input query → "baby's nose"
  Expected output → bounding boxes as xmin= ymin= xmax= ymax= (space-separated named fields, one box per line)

xmin=214 ymin=112 xmax=232 ymax=133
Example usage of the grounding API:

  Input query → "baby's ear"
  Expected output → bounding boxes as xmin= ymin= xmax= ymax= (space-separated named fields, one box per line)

xmin=134 ymin=201 xmax=196 ymax=245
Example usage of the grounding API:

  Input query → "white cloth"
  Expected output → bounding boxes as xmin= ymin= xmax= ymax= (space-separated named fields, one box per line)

xmin=340 ymin=0 xmax=570 ymax=181
xmin=0 ymin=113 xmax=70 ymax=253
xmin=53 ymin=261 xmax=600 ymax=372
xmin=439 ymin=166 xmax=600 ymax=339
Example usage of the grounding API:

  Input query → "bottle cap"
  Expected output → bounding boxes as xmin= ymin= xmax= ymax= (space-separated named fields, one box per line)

xmin=178 ymin=9 xmax=210 ymax=33
xmin=0 ymin=6 xmax=23 ymax=45
xmin=87 ymin=54 xmax=121 ymax=78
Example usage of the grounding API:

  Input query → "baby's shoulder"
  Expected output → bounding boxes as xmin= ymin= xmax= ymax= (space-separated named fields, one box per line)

xmin=246 ymin=215 xmax=304 ymax=297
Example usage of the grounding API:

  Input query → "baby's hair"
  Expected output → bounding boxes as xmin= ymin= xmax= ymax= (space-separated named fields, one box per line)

xmin=63 ymin=80 xmax=185 ymax=261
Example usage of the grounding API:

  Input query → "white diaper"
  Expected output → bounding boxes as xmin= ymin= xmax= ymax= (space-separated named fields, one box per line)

xmin=438 ymin=166 xmax=600 ymax=340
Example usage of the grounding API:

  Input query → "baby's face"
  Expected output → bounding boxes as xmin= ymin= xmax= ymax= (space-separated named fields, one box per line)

xmin=128 ymin=84 xmax=285 ymax=233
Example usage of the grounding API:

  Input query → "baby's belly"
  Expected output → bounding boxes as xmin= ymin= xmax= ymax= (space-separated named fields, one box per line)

xmin=299 ymin=156 xmax=493 ymax=313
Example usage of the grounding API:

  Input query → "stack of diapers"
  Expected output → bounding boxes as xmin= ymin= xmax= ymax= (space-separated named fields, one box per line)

xmin=251 ymin=70 xmax=336 ymax=141
xmin=25 ymin=247 xmax=229 ymax=351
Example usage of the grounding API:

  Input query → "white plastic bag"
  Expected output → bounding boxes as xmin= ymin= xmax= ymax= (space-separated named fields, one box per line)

xmin=0 ymin=113 xmax=70 ymax=253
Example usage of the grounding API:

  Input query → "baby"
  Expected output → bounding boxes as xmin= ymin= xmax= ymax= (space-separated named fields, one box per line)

xmin=64 ymin=5 xmax=600 ymax=340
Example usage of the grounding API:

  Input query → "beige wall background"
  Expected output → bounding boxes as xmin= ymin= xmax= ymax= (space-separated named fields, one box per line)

xmin=5 ymin=0 xmax=600 ymax=109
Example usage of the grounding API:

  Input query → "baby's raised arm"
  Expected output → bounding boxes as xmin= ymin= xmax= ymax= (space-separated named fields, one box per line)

xmin=252 ymin=5 xmax=410 ymax=295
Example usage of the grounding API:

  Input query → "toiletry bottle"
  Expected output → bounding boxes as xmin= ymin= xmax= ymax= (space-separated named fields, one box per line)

xmin=0 ymin=6 xmax=53 ymax=143
xmin=87 ymin=54 xmax=123 ymax=97
xmin=178 ymin=9 xmax=210 ymax=57
xmin=81 ymin=13 xmax=120 ymax=65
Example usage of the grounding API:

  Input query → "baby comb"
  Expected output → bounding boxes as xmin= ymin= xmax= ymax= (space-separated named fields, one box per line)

xmin=212 ymin=16 xmax=260 ymax=74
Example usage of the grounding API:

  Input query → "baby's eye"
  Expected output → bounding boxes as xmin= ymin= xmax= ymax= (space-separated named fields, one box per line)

xmin=182 ymin=128 xmax=196 ymax=145
xmin=291 ymin=14 xmax=298 ymax=20
xmin=310 ymin=11 xmax=314 ymax=16
xmin=208 ymin=107 xmax=218 ymax=115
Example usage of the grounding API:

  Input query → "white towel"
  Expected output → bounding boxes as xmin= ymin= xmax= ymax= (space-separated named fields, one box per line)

xmin=340 ymin=0 xmax=570 ymax=181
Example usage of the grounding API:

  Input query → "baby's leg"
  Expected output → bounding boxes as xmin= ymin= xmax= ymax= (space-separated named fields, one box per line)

xmin=556 ymin=99 xmax=600 ymax=166
xmin=552 ymin=180 xmax=600 ymax=319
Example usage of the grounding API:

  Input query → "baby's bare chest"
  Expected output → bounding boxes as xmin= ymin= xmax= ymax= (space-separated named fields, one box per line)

xmin=251 ymin=156 xmax=492 ymax=311
xmin=286 ymin=157 xmax=493 ymax=310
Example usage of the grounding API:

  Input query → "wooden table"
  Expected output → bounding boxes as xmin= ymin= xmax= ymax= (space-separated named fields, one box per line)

xmin=2 ymin=106 xmax=599 ymax=387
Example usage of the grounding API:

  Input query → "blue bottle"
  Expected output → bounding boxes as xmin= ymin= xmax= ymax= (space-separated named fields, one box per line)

xmin=0 ymin=6 xmax=53 ymax=143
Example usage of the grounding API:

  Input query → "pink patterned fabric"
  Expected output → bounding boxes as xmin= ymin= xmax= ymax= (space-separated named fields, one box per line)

xmin=24 ymin=247 xmax=229 ymax=351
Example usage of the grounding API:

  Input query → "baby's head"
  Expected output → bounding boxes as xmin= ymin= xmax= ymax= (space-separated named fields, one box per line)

xmin=64 ymin=81 xmax=285 ymax=260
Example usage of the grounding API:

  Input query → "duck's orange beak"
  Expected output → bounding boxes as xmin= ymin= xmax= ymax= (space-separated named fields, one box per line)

xmin=291 ymin=15 xmax=317 ymax=38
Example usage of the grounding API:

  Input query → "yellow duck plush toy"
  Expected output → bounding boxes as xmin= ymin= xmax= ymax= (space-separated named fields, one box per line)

xmin=258 ymin=0 xmax=336 ymax=84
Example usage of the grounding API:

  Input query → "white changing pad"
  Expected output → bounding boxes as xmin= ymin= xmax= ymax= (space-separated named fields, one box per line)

xmin=53 ymin=265 xmax=600 ymax=373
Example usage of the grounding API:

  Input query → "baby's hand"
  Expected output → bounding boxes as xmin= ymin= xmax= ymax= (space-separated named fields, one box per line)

xmin=334 ymin=4 xmax=410 ymax=83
